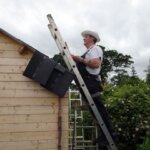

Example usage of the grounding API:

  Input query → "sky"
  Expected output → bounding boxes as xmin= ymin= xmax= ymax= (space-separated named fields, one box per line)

xmin=0 ymin=0 xmax=150 ymax=79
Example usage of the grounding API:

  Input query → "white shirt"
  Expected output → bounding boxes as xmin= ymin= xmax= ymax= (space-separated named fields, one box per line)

xmin=85 ymin=45 xmax=103 ymax=75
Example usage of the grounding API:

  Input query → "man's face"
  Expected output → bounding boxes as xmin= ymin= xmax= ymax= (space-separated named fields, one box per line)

xmin=83 ymin=34 xmax=94 ymax=46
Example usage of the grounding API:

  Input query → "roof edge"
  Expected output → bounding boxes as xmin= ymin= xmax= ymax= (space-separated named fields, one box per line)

xmin=0 ymin=28 xmax=38 ymax=52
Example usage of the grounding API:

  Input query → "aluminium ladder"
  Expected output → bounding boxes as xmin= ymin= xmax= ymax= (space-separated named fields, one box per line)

xmin=47 ymin=14 xmax=118 ymax=150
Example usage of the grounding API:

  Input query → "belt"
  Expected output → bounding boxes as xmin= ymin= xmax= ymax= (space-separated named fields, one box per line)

xmin=87 ymin=74 xmax=97 ymax=78
xmin=87 ymin=74 xmax=101 ymax=81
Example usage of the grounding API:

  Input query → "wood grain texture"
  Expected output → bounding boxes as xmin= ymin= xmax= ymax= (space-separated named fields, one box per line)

xmin=0 ymin=33 xmax=68 ymax=150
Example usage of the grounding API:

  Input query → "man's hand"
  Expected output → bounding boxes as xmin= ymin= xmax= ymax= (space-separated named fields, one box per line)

xmin=71 ymin=55 xmax=83 ymax=62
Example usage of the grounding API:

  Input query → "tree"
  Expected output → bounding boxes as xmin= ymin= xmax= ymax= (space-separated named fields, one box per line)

xmin=131 ymin=66 xmax=138 ymax=77
xmin=145 ymin=59 xmax=150 ymax=84
xmin=102 ymin=78 xmax=150 ymax=150
xmin=52 ymin=53 xmax=66 ymax=67
xmin=111 ymin=66 xmax=139 ymax=86
xmin=137 ymin=132 xmax=150 ymax=150
xmin=110 ymin=69 xmax=130 ymax=85
xmin=98 ymin=46 xmax=133 ymax=84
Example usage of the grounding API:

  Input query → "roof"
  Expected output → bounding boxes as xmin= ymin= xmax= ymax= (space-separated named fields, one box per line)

xmin=0 ymin=28 xmax=37 ymax=52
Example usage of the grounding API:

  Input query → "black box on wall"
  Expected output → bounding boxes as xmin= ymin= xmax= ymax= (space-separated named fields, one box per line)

xmin=23 ymin=51 xmax=74 ymax=97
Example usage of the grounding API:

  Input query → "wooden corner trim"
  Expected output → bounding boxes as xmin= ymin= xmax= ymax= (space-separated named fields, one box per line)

xmin=18 ymin=46 xmax=26 ymax=54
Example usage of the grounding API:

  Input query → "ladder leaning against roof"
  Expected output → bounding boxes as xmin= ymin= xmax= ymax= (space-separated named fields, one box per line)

xmin=47 ymin=14 xmax=118 ymax=150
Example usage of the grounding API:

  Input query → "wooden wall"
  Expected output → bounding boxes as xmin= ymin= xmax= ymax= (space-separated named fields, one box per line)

xmin=0 ymin=32 xmax=68 ymax=150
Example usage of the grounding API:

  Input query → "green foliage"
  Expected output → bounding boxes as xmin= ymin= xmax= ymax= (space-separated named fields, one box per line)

xmin=102 ymin=78 xmax=150 ymax=150
xmin=131 ymin=66 xmax=138 ymax=77
xmin=145 ymin=59 xmax=150 ymax=85
xmin=110 ymin=69 xmax=130 ymax=85
xmin=99 ymin=47 xmax=134 ymax=83
xmin=137 ymin=132 xmax=150 ymax=150
xmin=52 ymin=53 xmax=66 ymax=67
xmin=82 ymin=111 xmax=95 ymax=140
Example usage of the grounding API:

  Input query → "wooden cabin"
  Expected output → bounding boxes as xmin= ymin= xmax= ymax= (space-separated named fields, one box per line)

xmin=0 ymin=28 xmax=68 ymax=150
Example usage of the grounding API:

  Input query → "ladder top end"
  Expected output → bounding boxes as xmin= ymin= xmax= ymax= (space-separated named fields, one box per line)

xmin=47 ymin=14 xmax=52 ymax=19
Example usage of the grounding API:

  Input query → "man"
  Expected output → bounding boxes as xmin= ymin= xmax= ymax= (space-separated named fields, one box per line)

xmin=72 ymin=30 xmax=116 ymax=147
xmin=72 ymin=30 xmax=103 ymax=94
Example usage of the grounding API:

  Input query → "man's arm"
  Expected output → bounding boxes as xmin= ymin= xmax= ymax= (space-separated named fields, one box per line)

xmin=71 ymin=54 xmax=101 ymax=68
xmin=83 ymin=57 xmax=101 ymax=68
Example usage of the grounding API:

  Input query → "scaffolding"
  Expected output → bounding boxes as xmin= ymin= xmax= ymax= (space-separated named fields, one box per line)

xmin=69 ymin=89 xmax=98 ymax=150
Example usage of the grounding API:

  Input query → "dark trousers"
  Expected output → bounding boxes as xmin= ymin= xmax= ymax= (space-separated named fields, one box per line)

xmin=93 ymin=96 xmax=114 ymax=136
xmin=76 ymin=62 xmax=114 ymax=138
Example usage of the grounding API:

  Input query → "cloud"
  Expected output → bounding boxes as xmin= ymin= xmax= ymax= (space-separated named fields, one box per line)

xmin=0 ymin=0 xmax=150 ymax=78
